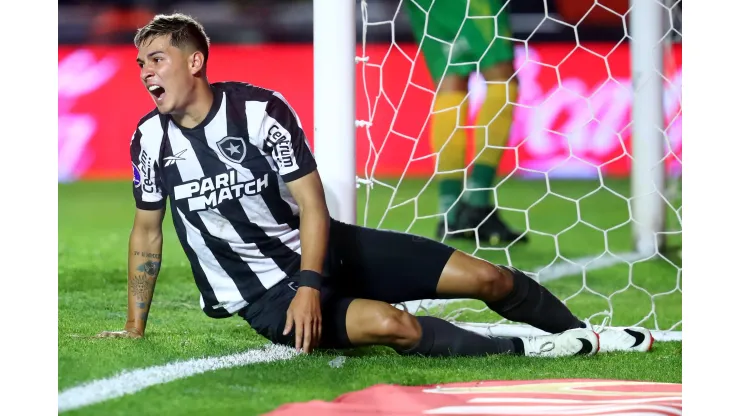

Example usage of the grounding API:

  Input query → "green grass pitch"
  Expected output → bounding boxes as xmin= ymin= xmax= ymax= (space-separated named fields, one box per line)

xmin=58 ymin=178 xmax=681 ymax=415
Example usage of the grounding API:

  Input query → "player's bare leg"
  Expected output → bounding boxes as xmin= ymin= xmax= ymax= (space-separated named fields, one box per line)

xmin=436 ymin=251 xmax=583 ymax=333
xmin=436 ymin=250 xmax=653 ymax=352
xmin=343 ymin=298 xmax=598 ymax=358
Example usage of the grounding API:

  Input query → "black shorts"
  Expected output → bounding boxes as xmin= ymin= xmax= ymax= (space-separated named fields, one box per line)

xmin=238 ymin=219 xmax=455 ymax=349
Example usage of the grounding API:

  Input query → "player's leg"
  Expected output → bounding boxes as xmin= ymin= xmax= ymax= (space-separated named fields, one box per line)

xmin=234 ymin=262 xmax=580 ymax=357
xmin=326 ymin=219 xmax=598 ymax=357
xmin=457 ymin=0 xmax=527 ymax=245
xmin=407 ymin=0 xmax=472 ymax=238
xmin=437 ymin=250 xmax=585 ymax=334
xmin=329 ymin=219 xmax=649 ymax=353
xmin=430 ymin=73 xmax=469 ymax=240
xmin=238 ymin=277 xmax=303 ymax=348
xmin=435 ymin=250 xmax=654 ymax=352
xmin=333 ymin=297 xmax=597 ymax=358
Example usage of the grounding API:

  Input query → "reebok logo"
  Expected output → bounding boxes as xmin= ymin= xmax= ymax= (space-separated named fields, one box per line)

xmin=173 ymin=170 xmax=269 ymax=211
xmin=164 ymin=149 xmax=187 ymax=167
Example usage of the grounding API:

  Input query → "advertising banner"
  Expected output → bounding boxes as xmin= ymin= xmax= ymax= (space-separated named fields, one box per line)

xmin=58 ymin=42 xmax=681 ymax=182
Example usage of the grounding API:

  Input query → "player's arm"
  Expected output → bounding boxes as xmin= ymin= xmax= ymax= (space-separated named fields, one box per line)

xmin=126 ymin=207 xmax=166 ymax=336
xmin=283 ymin=174 xmax=328 ymax=355
xmin=264 ymin=92 xmax=327 ymax=283
xmin=98 ymin=208 xmax=165 ymax=338
xmin=99 ymin=127 xmax=168 ymax=339
xmin=263 ymin=92 xmax=326 ymax=352
xmin=286 ymin=172 xmax=330 ymax=285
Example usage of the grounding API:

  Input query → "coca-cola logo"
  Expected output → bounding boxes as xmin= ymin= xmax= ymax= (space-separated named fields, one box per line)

xmin=467 ymin=47 xmax=682 ymax=177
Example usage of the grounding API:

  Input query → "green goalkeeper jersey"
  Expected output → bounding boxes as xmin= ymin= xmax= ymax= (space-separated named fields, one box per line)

xmin=406 ymin=0 xmax=514 ymax=83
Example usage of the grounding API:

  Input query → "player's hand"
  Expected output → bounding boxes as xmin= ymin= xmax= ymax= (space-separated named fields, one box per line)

xmin=283 ymin=287 xmax=322 ymax=353
xmin=96 ymin=325 xmax=143 ymax=339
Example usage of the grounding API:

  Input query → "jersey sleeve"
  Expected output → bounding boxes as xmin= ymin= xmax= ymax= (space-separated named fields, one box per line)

xmin=261 ymin=92 xmax=317 ymax=182
xmin=130 ymin=128 xmax=167 ymax=210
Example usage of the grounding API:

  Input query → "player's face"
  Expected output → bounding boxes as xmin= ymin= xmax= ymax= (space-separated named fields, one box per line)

xmin=136 ymin=35 xmax=194 ymax=114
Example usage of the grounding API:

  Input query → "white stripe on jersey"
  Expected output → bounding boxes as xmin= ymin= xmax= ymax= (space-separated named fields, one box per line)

xmin=137 ymin=116 xmax=165 ymax=204
xmin=169 ymin=98 xmax=290 ymax=290
xmin=244 ymin=100 xmax=300 ymax=217
xmin=244 ymin=100 xmax=268 ymax=150
xmin=203 ymin=97 xmax=298 ymax=288
xmin=175 ymin=207 xmax=247 ymax=314
xmin=206 ymin=95 xmax=301 ymax=259
xmin=167 ymin=121 xmax=251 ymax=311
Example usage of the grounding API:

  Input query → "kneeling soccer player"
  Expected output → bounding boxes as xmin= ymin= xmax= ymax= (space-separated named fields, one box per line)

xmin=97 ymin=13 xmax=654 ymax=358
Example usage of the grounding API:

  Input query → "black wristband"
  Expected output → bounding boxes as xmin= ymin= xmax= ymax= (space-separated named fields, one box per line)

xmin=298 ymin=270 xmax=323 ymax=290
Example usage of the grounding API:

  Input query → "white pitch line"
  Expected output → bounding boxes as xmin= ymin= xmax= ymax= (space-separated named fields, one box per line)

xmin=58 ymin=343 xmax=298 ymax=413
xmin=535 ymin=251 xmax=651 ymax=283
xmin=59 ymin=252 xmax=679 ymax=412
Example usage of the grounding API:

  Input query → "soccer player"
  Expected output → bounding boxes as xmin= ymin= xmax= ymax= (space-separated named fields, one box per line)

xmin=97 ymin=14 xmax=653 ymax=357
xmin=405 ymin=0 xmax=526 ymax=245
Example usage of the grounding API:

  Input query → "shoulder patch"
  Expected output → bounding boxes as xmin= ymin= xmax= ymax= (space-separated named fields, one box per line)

xmin=132 ymin=162 xmax=142 ymax=187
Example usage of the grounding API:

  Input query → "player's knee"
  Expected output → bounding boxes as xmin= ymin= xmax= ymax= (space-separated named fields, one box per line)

xmin=474 ymin=263 xmax=514 ymax=302
xmin=374 ymin=309 xmax=422 ymax=348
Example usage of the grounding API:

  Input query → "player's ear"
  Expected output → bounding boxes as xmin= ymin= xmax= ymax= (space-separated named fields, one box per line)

xmin=189 ymin=51 xmax=205 ymax=75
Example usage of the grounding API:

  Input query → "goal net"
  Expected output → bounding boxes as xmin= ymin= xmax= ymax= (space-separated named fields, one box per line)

xmin=353 ymin=0 xmax=682 ymax=341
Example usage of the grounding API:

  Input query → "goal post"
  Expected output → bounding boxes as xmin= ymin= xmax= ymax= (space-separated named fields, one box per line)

xmin=629 ymin=0 xmax=667 ymax=256
xmin=313 ymin=0 xmax=357 ymax=225
xmin=313 ymin=0 xmax=681 ymax=342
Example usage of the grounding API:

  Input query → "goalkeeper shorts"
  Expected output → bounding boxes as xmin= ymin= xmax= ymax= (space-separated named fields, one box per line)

xmin=238 ymin=218 xmax=456 ymax=349
xmin=406 ymin=0 xmax=515 ymax=83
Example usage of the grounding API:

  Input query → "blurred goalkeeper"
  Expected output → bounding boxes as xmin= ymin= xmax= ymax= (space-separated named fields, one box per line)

xmin=405 ymin=0 xmax=526 ymax=245
xmin=98 ymin=13 xmax=653 ymax=358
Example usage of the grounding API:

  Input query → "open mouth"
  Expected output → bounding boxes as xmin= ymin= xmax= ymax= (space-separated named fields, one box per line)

xmin=148 ymin=85 xmax=166 ymax=101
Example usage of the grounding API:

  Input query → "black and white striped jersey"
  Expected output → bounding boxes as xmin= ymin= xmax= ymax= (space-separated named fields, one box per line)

xmin=130 ymin=82 xmax=316 ymax=318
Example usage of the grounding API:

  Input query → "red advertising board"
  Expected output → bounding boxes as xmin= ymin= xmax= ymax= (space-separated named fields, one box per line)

xmin=58 ymin=42 xmax=682 ymax=182
xmin=265 ymin=379 xmax=682 ymax=416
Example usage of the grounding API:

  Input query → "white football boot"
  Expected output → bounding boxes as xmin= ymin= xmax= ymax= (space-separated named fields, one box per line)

xmin=585 ymin=317 xmax=654 ymax=353
xmin=522 ymin=328 xmax=599 ymax=357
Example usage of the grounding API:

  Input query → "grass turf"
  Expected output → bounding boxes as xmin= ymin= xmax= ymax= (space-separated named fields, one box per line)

xmin=58 ymin=178 xmax=681 ymax=415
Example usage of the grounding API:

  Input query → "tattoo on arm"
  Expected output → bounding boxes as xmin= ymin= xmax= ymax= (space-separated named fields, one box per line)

xmin=132 ymin=251 xmax=161 ymax=259
xmin=130 ymin=252 xmax=160 ymax=323
xmin=136 ymin=260 xmax=161 ymax=277
xmin=129 ymin=273 xmax=154 ymax=303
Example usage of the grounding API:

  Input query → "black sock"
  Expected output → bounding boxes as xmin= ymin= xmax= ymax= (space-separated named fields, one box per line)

xmin=487 ymin=266 xmax=585 ymax=334
xmin=396 ymin=316 xmax=524 ymax=357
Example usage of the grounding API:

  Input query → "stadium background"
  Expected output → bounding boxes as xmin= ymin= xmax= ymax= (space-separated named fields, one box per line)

xmin=58 ymin=0 xmax=682 ymax=183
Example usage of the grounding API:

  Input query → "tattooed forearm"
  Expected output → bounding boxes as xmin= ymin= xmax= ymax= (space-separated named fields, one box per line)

xmin=136 ymin=260 xmax=161 ymax=277
xmin=132 ymin=251 xmax=161 ymax=259
xmin=129 ymin=273 xmax=155 ymax=303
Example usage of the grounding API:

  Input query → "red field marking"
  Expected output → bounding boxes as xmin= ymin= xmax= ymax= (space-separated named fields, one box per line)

xmin=266 ymin=379 xmax=682 ymax=415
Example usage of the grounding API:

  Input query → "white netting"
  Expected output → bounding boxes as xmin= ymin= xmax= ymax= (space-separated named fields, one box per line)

xmin=356 ymin=0 xmax=682 ymax=341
